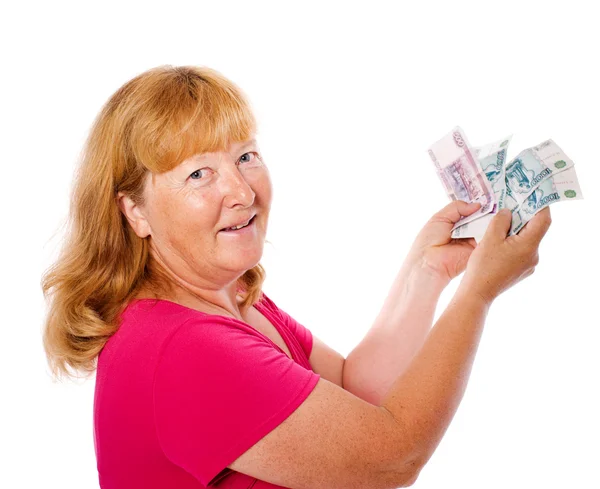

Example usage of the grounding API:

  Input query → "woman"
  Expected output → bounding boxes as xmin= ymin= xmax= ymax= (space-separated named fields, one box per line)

xmin=41 ymin=65 xmax=551 ymax=489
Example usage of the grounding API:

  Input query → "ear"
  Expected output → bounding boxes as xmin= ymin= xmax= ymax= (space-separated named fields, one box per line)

xmin=117 ymin=191 xmax=151 ymax=238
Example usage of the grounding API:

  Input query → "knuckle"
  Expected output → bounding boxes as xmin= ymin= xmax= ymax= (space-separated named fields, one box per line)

xmin=520 ymin=245 xmax=535 ymax=259
xmin=541 ymin=210 xmax=552 ymax=225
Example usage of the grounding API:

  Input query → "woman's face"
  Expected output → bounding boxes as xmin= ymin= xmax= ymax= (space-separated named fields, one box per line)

xmin=135 ymin=137 xmax=272 ymax=289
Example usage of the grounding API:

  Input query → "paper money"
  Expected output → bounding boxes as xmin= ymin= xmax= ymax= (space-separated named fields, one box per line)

xmin=451 ymin=136 xmax=512 ymax=239
xmin=504 ymin=140 xmax=575 ymax=207
xmin=437 ymin=128 xmax=584 ymax=242
xmin=509 ymin=165 xmax=583 ymax=235
xmin=428 ymin=126 xmax=496 ymax=231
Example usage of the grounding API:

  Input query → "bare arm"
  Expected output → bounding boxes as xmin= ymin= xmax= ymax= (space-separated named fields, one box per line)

xmin=381 ymin=206 xmax=550 ymax=473
xmin=344 ymin=258 xmax=448 ymax=405
xmin=227 ymin=209 xmax=548 ymax=488
xmin=343 ymin=200 xmax=482 ymax=406
xmin=228 ymin=284 xmax=490 ymax=489
xmin=379 ymin=286 xmax=490 ymax=470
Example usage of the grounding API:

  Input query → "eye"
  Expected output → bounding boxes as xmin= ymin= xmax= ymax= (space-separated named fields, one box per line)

xmin=190 ymin=169 xmax=204 ymax=180
xmin=188 ymin=152 xmax=260 ymax=182
xmin=239 ymin=152 xmax=260 ymax=164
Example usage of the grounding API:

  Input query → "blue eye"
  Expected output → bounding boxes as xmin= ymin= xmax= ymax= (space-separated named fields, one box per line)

xmin=189 ymin=152 xmax=260 ymax=181
xmin=240 ymin=152 xmax=257 ymax=164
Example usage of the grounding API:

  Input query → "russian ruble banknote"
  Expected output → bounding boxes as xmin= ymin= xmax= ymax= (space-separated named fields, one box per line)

xmin=508 ymin=165 xmax=582 ymax=235
xmin=449 ymin=135 xmax=513 ymax=240
xmin=428 ymin=127 xmax=496 ymax=231
xmin=428 ymin=127 xmax=583 ymax=242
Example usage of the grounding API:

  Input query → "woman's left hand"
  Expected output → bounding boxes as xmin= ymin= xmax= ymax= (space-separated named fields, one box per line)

xmin=408 ymin=200 xmax=483 ymax=284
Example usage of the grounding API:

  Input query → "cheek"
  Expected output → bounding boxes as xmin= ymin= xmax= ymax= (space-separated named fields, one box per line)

xmin=154 ymin=195 xmax=217 ymax=249
xmin=254 ymin=171 xmax=273 ymax=206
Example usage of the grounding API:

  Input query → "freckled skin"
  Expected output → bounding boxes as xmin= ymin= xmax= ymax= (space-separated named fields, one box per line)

xmin=125 ymin=139 xmax=273 ymax=318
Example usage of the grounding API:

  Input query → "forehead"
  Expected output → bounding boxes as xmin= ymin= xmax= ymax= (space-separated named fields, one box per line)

xmin=146 ymin=138 xmax=259 ymax=187
xmin=185 ymin=138 xmax=258 ymax=163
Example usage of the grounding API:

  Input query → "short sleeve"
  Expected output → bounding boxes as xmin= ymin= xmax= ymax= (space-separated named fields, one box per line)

xmin=153 ymin=317 xmax=321 ymax=487
xmin=260 ymin=293 xmax=315 ymax=359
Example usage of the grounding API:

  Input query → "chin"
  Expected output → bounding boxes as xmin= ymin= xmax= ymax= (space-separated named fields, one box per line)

xmin=223 ymin=246 xmax=264 ymax=269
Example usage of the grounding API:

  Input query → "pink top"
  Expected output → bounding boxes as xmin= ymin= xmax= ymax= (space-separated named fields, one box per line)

xmin=93 ymin=291 xmax=321 ymax=488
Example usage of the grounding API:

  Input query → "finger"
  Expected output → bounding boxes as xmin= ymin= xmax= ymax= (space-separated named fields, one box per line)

xmin=466 ymin=237 xmax=477 ymax=249
xmin=483 ymin=208 xmax=512 ymax=243
xmin=523 ymin=267 xmax=535 ymax=279
xmin=519 ymin=207 xmax=552 ymax=243
xmin=434 ymin=200 xmax=482 ymax=224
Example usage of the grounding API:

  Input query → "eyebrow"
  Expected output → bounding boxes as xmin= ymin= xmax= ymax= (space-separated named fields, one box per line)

xmin=186 ymin=139 xmax=257 ymax=165
xmin=238 ymin=138 xmax=258 ymax=150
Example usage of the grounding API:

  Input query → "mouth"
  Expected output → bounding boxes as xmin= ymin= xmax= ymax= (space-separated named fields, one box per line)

xmin=219 ymin=214 xmax=257 ymax=233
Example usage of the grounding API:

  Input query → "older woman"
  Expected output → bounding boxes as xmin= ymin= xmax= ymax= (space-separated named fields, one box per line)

xmin=42 ymin=65 xmax=551 ymax=489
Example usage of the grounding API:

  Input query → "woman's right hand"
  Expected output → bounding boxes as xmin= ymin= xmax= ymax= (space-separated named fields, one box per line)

xmin=457 ymin=206 xmax=552 ymax=305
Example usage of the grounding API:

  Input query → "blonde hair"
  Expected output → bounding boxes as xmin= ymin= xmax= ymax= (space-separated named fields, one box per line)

xmin=41 ymin=65 xmax=267 ymax=381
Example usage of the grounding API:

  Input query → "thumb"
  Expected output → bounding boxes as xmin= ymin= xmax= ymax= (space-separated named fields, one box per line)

xmin=436 ymin=200 xmax=482 ymax=224
xmin=483 ymin=208 xmax=513 ymax=242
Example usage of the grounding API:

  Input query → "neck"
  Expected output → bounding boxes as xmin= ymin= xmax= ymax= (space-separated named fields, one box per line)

xmin=133 ymin=282 xmax=248 ymax=320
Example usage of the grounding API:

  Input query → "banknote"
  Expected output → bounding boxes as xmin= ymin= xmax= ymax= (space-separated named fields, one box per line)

xmin=453 ymin=159 xmax=582 ymax=241
xmin=509 ymin=165 xmax=583 ymax=235
xmin=451 ymin=136 xmax=512 ymax=239
xmin=449 ymin=136 xmax=581 ymax=242
xmin=428 ymin=126 xmax=496 ymax=231
xmin=505 ymin=139 xmax=575 ymax=206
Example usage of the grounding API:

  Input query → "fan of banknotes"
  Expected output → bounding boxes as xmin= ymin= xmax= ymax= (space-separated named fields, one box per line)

xmin=428 ymin=126 xmax=583 ymax=242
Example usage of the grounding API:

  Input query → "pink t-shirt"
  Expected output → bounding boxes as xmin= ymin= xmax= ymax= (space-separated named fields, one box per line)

xmin=93 ymin=291 xmax=321 ymax=488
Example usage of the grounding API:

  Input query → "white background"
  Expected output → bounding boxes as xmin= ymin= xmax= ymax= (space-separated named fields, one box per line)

xmin=2 ymin=1 xmax=598 ymax=488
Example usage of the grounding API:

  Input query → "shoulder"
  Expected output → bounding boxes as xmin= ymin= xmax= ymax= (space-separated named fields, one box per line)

xmin=113 ymin=298 xmax=238 ymax=356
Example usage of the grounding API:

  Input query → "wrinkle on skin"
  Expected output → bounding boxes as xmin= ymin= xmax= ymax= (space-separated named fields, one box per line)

xmin=132 ymin=137 xmax=272 ymax=320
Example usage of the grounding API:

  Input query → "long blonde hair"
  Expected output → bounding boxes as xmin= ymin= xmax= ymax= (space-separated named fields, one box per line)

xmin=41 ymin=65 xmax=267 ymax=381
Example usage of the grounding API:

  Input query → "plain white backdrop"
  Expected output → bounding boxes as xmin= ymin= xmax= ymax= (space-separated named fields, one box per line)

xmin=1 ymin=1 xmax=598 ymax=487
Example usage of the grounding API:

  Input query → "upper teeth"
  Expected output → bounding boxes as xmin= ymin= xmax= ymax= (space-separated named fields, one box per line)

xmin=228 ymin=218 xmax=251 ymax=230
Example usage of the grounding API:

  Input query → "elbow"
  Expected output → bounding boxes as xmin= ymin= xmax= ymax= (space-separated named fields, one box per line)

xmin=399 ymin=466 xmax=422 ymax=487
xmin=380 ymin=412 xmax=428 ymax=488
xmin=372 ymin=463 xmax=422 ymax=489
xmin=384 ymin=428 xmax=429 ymax=487
xmin=394 ymin=458 xmax=424 ymax=488
xmin=373 ymin=450 xmax=426 ymax=489
xmin=373 ymin=407 xmax=430 ymax=489
xmin=395 ymin=434 xmax=432 ymax=487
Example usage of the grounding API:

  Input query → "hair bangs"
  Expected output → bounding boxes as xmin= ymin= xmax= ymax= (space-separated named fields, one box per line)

xmin=41 ymin=64 xmax=267 ymax=380
xmin=132 ymin=67 xmax=257 ymax=174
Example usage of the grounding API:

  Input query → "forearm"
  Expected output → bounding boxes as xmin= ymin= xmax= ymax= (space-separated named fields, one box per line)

xmin=382 ymin=287 xmax=490 ymax=468
xmin=343 ymin=257 xmax=448 ymax=405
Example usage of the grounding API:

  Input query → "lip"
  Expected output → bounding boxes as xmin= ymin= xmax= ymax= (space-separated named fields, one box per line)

xmin=219 ymin=214 xmax=257 ymax=234
xmin=220 ymin=213 xmax=256 ymax=232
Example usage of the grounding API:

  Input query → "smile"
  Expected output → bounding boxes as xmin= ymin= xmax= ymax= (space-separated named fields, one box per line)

xmin=219 ymin=215 xmax=257 ymax=235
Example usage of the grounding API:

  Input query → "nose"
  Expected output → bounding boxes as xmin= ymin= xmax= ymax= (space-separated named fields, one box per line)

xmin=220 ymin=164 xmax=255 ymax=208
